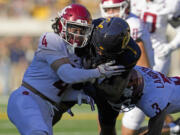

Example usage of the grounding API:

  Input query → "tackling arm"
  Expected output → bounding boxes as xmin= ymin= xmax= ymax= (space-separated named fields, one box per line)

xmin=51 ymin=57 xmax=124 ymax=84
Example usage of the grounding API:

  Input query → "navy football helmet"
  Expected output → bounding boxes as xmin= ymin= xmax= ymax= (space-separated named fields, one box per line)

xmin=91 ymin=17 xmax=130 ymax=63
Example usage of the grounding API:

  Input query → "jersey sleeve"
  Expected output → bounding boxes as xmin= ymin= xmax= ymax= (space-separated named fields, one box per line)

xmin=36 ymin=32 xmax=68 ymax=65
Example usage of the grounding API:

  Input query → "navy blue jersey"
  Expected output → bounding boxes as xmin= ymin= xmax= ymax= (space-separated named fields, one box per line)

xmin=83 ymin=18 xmax=142 ymax=130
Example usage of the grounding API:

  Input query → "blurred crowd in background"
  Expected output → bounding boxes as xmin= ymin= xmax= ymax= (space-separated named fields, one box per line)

xmin=0 ymin=0 xmax=101 ymax=95
xmin=0 ymin=36 xmax=37 ymax=95
xmin=0 ymin=0 xmax=180 ymax=95
xmin=0 ymin=0 xmax=100 ymax=19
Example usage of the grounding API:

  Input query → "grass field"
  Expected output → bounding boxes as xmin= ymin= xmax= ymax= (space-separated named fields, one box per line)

xmin=0 ymin=102 xmax=123 ymax=135
xmin=1 ymin=96 xmax=180 ymax=135
xmin=0 ymin=96 xmax=123 ymax=135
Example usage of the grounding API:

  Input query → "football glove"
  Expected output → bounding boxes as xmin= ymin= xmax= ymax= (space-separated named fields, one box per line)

xmin=77 ymin=91 xmax=95 ymax=111
xmin=156 ymin=43 xmax=174 ymax=58
xmin=97 ymin=60 xmax=126 ymax=78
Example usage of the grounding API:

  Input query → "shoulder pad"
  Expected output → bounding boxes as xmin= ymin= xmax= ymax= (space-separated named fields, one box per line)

xmin=38 ymin=32 xmax=65 ymax=51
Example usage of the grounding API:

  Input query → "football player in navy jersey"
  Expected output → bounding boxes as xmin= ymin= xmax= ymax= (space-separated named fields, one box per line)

xmin=85 ymin=17 xmax=180 ymax=135
xmin=83 ymin=17 xmax=141 ymax=135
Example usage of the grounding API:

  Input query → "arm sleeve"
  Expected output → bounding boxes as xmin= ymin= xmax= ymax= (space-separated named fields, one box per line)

xmin=38 ymin=33 xmax=102 ymax=84
xmin=57 ymin=64 xmax=101 ymax=84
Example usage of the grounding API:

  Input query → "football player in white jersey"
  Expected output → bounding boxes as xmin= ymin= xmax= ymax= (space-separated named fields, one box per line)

xmin=121 ymin=0 xmax=180 ymax=134
xmin=131 ymin=0 xmax=180 ymax=75
xmin=7 ymin=4 xmax=124 ymax=135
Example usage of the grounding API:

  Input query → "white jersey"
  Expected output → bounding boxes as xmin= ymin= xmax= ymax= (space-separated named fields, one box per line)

xmin=23 ymin=32 xmax=82 ymax=103
xmin=131 ymin=0 xmax=180 ymax=49
xmin=135 ymin=66 xmax=174 ymax=117
xmin=126 ymin=13 xmax=154 ymax=67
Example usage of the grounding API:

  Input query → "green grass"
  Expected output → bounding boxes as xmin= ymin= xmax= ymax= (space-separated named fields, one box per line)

xmin=1 ymin=96 xmax=180 ymax=135
xmin=0 ymin=97 xmax=122 ymax=135
xmin=53 ymin=119 xmax=122 ymax=135
xmin=0 ymin=119 xmax=122 ymax=135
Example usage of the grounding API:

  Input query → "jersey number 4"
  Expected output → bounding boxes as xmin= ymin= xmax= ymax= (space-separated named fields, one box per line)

xmin=42 ymin=35 xmax=48 ymax=47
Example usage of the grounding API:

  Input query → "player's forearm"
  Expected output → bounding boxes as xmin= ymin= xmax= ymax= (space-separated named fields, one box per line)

xmin=57 ymin=63 xmax=100 ymax=84
xmin=136 ymin=41 xmax=151 ymax=68
xmin=50 ymin=57 xmax=101 ymax=84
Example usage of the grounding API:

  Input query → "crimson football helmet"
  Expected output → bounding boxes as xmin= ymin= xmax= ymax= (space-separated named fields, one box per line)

xmin=52 ymin=4 xmax=93 ymax=49
xmin=100 ymin=0 xmax=130 ymax=19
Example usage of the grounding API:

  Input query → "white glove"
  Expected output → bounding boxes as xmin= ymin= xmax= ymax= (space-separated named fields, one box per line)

xmin=97 ymin=60 xmax=126 ymax=78
xmin=156 ymin=43 xmax=174 ymax=58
